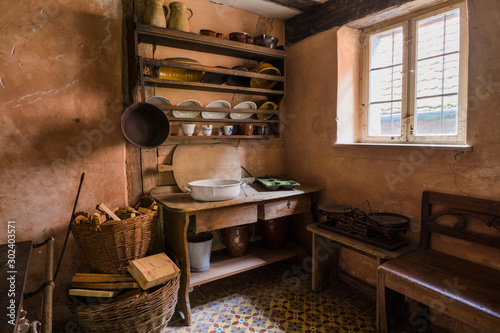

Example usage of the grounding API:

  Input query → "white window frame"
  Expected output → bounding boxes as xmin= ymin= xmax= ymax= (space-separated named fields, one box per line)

xmin=361 ymin=1 xmax=468 ymax=145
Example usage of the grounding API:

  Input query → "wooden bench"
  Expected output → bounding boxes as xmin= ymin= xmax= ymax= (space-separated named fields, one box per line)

xmin=377 ymin=191 xmax=500 ymax=332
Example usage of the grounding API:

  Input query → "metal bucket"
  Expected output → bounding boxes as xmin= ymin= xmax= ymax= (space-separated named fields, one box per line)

xmin=121 ymin=102 xmax=170 ymax=148
xmin=187 ymin=232 xmax=213 ymax=272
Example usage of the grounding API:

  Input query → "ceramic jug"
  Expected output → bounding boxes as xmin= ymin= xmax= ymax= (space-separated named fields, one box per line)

xmin=167 ymin=2 xmax=193 ymax=32
xmin=143 ymin=0 xmax=168 ymax=28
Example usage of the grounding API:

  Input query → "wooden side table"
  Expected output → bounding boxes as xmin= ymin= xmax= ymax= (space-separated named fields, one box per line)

xmin=307 ymin=223 xmax=414 ymax=327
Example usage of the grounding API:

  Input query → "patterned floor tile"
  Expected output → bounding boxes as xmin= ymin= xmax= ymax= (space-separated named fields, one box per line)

xmin=166 ymin=262 xmax=377 ymax=333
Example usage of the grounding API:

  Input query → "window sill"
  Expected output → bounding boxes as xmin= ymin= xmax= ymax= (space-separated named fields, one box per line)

xmin=334 ymin=142 xmax=473 ymax=151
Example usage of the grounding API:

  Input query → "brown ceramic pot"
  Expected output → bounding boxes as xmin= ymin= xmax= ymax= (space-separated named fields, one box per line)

xmin=221 ymin=224 xmax=253 ymax=257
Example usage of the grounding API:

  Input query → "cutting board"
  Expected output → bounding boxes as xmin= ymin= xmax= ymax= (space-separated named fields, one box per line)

xmin=158 ymin=144 xmax=241 ymax=192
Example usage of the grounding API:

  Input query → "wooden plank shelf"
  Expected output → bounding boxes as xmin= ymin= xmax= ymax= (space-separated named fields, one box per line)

xmin=156 ymin=104 xmax=279 ymax=115
xmin=144 ymin=77 xmax=285 ymax=96
xmin=167 ymin=117 xmax=278 ymax=124
xmin=189 ymin=241 xmax=305 ymax=287
xmin=168 ymin=135 xmax=279 ymax=140
xmin=136 ymin=23 xmax=286 ymax=61
xmin=143 ymin=58 xmax=285 ymax=82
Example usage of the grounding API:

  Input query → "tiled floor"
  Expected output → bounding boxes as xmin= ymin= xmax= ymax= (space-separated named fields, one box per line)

xmin=167 ymin=261 xmax=377 ymax=332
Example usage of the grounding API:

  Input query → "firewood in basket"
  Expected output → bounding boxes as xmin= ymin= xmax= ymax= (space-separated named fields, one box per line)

xmin=138 ymin=207 xmax=152 ymax=214
xmin=96 ymin=203 xmax=121 ymax=221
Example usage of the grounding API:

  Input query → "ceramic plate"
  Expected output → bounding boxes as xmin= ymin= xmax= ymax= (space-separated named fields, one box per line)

xmin=202 ymin=100 xmax=231 ymax=119
xmin=146 ymin=96 xmax=172 ymax=109
xmin=172 ymin=99 xmax=202 ymax=118
xmin=230 ymin=101 xmax=257 ymax=119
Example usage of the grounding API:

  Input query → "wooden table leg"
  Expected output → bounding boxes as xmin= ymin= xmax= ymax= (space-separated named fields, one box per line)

xmin=163 ymin=208 xmax=192 ymax=325
xmin=312 ymin=233 xmax=339 ymax=291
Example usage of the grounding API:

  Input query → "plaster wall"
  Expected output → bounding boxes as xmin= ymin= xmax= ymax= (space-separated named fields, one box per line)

xmin=285 ymin=0 xmax=500 ymax=287
xmin=1 ymin=0 xmax=127 ymax=323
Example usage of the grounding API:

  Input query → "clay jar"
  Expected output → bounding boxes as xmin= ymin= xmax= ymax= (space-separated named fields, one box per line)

xmin=240 ymin=124 xmax=254 ymax=136
xmin=143 ymin=0 xmax=168 ymax=28
xmin=167 ymin=2 xmax=193 ymax=32
xmin=229 ymin=32 xmax=253 ymax=44
xmin=221 ymin=225 xmax=253 ymax=257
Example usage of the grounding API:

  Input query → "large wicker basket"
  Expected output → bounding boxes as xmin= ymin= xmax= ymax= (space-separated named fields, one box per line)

xmin=71 ymin=212 xmax=157 ymax=273
xmin=68 ymin=273 xmax=180 ymax=333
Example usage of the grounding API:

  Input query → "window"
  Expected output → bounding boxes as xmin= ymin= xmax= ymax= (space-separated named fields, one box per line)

xmin=361 ymin=2 xmax=468 ymax=144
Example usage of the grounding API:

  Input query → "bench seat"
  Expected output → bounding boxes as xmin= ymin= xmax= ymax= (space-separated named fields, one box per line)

xmin=380 ymin=249 xmax=500 ymax=330
xmin=377 ymin=191 xmax=500 ymax=332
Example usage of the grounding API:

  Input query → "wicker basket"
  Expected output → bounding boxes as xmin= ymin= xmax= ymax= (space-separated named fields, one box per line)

xmin=71 ymin=212 xmax=157 ymax=273
xmin=68 ymin=273 xmax=180 ymax=333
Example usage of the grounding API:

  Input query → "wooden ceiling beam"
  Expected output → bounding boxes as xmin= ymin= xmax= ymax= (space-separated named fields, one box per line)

xmin=285 ymin=0 xmax=419 ymax=45
xmin=266 ymin=0 xmax=321 ymax=12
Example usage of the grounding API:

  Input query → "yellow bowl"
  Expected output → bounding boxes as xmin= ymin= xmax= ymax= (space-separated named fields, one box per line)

xmin=250 ymin=63 xmax=281 ymax=89
xmin=256 ymin=100 xmax=278 ymax=120
xmin=158 ymin=58 xmax=203 ymax=82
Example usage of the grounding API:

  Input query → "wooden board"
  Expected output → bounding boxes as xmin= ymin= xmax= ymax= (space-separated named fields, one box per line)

xmin=72 ymin=273 xmax=136 ymax=283
xmin=189 ymin=241 xmax=306 ymax=287
xmin=68 ymin=289 xmax=119 ymax=298
xmin=71 ymin=282 xmax=140 ymax=290
xmin=128 ymin=253 xmax=180 ymax=290
xmin=157 ymin=144 xmax=241 ymax=192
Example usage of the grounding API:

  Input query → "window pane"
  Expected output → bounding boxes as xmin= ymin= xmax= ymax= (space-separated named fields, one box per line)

xmin=415 ymin=95 xmax=457 ymax=135
xmin=370 ymin=65 xmax=403 ymax=103
xmin=416 ymin=54 xmax=459 ymax=98
xmin=417 ymin=9 xmax=460 ymax=60
xmin=369 ymin=102 xmax=401 ymax=136
xmin=370 ymin=27 xmax=403 ymax=69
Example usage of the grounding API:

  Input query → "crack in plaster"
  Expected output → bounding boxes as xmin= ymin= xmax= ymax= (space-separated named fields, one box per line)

xmin=10 ymin=46 xmax=15 ymax=56
xmin=2 ymin=80 xmax=78 ymax=110
xmin=0 ymin=77 xmax=5 ymax=89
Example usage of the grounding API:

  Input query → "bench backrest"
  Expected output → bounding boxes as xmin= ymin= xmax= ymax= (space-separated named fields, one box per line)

xmin=419 ymin=191 xmax=500 ymax=250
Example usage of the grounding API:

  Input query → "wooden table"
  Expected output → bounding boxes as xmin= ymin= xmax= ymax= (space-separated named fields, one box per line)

xmin=307 ymin=222 xmax=414 ymax=292
xmin=0 ymin=241 xmax=32 ymax=333
xmin=154 ymin=183 xmax=322 ymax=325
xmin=307 ymin=222 xmax=414 ymax=328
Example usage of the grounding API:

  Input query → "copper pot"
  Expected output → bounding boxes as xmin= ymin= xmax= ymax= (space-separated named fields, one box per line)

xmin=221 ymin=224 xmax=254 ymax=257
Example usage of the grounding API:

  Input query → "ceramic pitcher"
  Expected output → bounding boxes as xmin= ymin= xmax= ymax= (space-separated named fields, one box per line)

xmin=143 ymin=0 xmax=168 ymax=28
xmin=167 ymin=2 xmax=193 ymax=32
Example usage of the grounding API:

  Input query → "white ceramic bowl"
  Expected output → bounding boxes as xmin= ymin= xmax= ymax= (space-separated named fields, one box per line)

xmin=184 ymin=179 xmax=241 ymax=201
xmin=230 ymin=101 xmax=257 ymax=119
xmin=173 ymin=99 xmax=202 ymax=118
xmin=202 ymin=100 xmax=231 ymax=119
xmin=181 ymin=123 xmax=196 ymax=136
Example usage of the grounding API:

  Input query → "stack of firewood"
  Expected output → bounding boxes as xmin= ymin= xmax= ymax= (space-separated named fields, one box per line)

xmin=73 ymin=197 xmax=158 ymax=231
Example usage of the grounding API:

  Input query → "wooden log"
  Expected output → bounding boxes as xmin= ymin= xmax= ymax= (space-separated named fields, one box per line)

xmin=96 ymin=203 xmax=121 ymax=221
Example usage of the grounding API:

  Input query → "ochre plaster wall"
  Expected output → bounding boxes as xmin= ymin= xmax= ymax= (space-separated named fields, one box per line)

xmin=1 ymin=0 xmax=285 ymax=325
xmin=285 ymin=0 xmax=500 ymax=287
xmin=1 ymin=0 xmax=126 ymax=324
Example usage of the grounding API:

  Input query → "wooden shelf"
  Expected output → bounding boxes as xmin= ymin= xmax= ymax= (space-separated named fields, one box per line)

xmin=144 ymin=77 xmax=284 ymax=96
xmin=136 ymin=23 xmax=286 ymax=61
xmin=169 ymin=135 xmax=279 ymax=140
xmin=143 ymin=58 xmax=285 ymax=82
xmin=168 ymin=118 xmax=278 ymax=124
xmin=189 ymin=241 xmax=306 ymax=287
xmin=155 ymin=104 xmax=279 ymax=116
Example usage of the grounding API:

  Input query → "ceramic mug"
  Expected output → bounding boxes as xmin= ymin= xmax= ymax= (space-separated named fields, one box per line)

xmin=241 ymin=124 xmax=254 ymax=136
xmin=181 ymin=123 xmax=195 ymax=136
xmin=221 ymin=125 xmax=233 ymax=135
xmin=202 ymin=124 xmax=213 ymax=136
xmin=255 ymin=125 xmax=267 ymax=135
